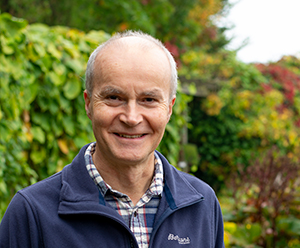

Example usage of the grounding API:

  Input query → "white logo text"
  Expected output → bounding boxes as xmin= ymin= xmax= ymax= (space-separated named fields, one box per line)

xmin=168 ymin=233 xmax=191 ymax=245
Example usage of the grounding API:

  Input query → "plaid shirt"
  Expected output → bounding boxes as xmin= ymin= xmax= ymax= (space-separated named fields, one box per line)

xmin=85 ymin=142 xmax=163 ymax=248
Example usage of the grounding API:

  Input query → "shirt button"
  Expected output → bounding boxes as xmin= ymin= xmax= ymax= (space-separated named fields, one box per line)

xmin=134 ymin=211 xmax=137 ymax=217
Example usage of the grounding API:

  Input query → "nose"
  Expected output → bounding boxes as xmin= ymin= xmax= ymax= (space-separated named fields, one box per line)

xmin=119 ymin=101 xmax=143 ymax=126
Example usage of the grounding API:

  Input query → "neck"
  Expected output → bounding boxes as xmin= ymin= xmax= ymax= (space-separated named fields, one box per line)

xmin=92 ymin=150 xmax=155 ymax=205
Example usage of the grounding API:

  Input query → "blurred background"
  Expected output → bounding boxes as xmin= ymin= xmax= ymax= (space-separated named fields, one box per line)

xmin=222 ymin=0 xmax=300 ymax=64
xmin=0 ymin=0 xmax=300 ymax=247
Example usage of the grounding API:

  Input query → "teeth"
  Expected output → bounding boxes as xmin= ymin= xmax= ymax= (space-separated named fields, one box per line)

xmin=119 ymin=134 xmax=143 ymax=138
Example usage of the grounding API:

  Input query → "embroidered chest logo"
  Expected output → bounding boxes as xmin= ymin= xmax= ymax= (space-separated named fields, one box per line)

xmin=168 ymin=233 xmax=191 ymax=245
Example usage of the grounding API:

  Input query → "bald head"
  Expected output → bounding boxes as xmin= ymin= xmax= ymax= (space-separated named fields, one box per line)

xmin=85 ymin=31 xmax=178 ymax=100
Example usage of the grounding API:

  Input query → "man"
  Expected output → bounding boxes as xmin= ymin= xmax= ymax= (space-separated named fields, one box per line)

xmin=0 ymin=31 xmax=224 ymax=247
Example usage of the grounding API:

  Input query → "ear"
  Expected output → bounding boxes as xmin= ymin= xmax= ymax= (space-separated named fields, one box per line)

xmin=84 ymin=90 xmax=92 ymax=120
xmin=167 ymin=96 xmax=176 ymax=121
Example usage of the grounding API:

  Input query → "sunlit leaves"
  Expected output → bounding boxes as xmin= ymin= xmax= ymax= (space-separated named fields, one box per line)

xmin=201 ymin=93 xmax=224 ymax=116
xmin=63 ymin=79 xmax=82 ymax=100
xmin=31 ymin=126 xmax=46 ymax=144
xmin=0 ymin=13 xmax=27 ymax=37
xmin=186 ymin=48 xmax=300 ymax=191
xmin=0 ymin=13 xmax=110 ymax=218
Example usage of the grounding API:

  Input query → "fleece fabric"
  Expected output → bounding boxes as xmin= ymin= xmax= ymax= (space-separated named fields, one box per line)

xmin=0 ymin=144 xmax=224 ymax=248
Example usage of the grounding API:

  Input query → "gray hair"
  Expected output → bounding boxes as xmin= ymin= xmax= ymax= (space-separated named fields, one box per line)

xmin=85 ymin=30 xmax=178 ymax=99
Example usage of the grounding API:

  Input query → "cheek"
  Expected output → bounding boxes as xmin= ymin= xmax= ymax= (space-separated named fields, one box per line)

xmin=91 ymin=107 xmax=114 ymax=129
xmin=148 ymin=110 xmax=170 ymax=132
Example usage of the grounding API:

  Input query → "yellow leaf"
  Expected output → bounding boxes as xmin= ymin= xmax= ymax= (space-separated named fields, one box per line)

xmin=25 ymin=132 xmax=33 ymax=143
xmin=58 ymin=139 xmax=69 ymax=154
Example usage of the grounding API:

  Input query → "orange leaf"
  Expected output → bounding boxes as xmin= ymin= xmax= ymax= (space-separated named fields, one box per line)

xmin=58 ymin=139 xmax=69 ymax=154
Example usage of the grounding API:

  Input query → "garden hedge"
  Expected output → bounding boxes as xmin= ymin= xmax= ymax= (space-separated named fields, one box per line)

xmin=0 ymin=13 xmax=191 ymax=218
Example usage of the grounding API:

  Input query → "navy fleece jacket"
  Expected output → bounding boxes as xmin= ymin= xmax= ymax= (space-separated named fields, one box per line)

xmin=0 ymin=144 xmax=225 ymax=248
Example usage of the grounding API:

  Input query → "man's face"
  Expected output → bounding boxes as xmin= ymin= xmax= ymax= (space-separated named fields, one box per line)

xmin=84 ymin=39 xmax=176 ymax=166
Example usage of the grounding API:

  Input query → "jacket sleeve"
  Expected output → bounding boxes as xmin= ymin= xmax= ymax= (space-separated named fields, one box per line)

xmin=214 ymin=197 xmax=225 ymax=248
xmin=0 ymin=192 xmax=42 ymax=247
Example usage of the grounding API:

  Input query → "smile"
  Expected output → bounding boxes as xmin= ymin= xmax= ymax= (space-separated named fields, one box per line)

xmin=116 ymin=134 xmax=144 ymax=139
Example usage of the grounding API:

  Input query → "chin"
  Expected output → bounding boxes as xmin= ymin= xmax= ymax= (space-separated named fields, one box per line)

xmin=113 ymin=150 xmax=153 ymax=165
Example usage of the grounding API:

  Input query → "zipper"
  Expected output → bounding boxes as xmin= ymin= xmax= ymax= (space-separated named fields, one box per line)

xmin=98 ymin=213 xmax=139 ymax=248
xmin=130 ymin=239 xmax=135 ymax=248
xmin=63 ymin=210 xmax=139 ymax=248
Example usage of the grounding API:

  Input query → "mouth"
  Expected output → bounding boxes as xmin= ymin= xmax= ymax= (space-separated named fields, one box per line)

xmin=115 ymin=133 xmax=145 ymax=139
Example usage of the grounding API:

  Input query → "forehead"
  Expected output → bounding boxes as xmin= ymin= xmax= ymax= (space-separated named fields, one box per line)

xmin=93 ymin=38 xmax=171 ymax=89
xmin=97 ymin=37 xmax=169 ymax=68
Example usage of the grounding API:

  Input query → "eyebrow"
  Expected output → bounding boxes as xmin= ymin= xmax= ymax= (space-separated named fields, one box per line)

xmin=141 ymin=89 xmax=164 ymax=99
xmin=98 ymin=86 xmax=123 ymax=96
xmin=96 ymin=86 xmax=164 ymax=99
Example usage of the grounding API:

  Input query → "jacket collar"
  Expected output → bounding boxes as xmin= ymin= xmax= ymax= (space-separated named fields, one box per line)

xmin=58 ymin=144 xmax=106 ymax=215
xmin=58 ymin=144 xmax=203 ymax=215
xmin=156 ymin=151 xmax=204 ymax=210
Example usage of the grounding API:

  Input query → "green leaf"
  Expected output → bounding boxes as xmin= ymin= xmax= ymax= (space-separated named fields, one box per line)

xmin=59 ymin=94 xmax=72 ymax=114
xmin=51 ymin=118 xmax=63 ymax=137
xmin=30 ymin=148 xmax=46 ymax=164
xmin=47 ymin=43 xmax=62 ymax=59
xmin=0 ymin=13 xmax=28 ymax=37
xmin=53 ymin=62 xmax=66 ymax=76
xmin=23 ymin=83 xmax=39 ymax=105
xmin=27 ymin=42 xmax=40 ymax=62
xmin=62 ymin=116 xmax=75 ymax=136
xmin=0 ymin=122 xmax=11 ymax=142
xmin=278 ymin=217 xmax=300 ymax=235
xmin=32 ymin=113 xmax=51 ymax=132
xmin=31 ymin=126 xmax=45 ymax=144
xmin=74 ymin=135 xmax=90 ymax=148
xmin=28 ymin=23 xmax=49 ymax=34
xmin=63 ymin=41 xmax=80 ymax=58
xmin=49 ymin=101 xmax=59 ymax=115
xmin=79 ymin=40 xmax=91 ymax=53
xmin=47 ymin=71 xmax=63 ymax=86
xmin=85 ymin=30 xmax=110 ymax=45
xmin=65 ymin=59 xmax=84 ymax=74
xmin=77 ymin=112 xmax=89 ymax=127
xmin=33 ymin=43 xmax=46 ymax=57
xmin=63 ymin=79 xmax=82 ymax=100
xmin=0 ymin=36 xmax=14 ymax=55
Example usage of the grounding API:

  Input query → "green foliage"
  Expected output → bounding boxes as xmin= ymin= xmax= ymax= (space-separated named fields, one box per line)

xmin=0 ymin=13 xmax=191 ymax=218
xmin=183 ymin=48 xmax=300 ymax=189
xmin=158 ymin=83 xmax=193 ymax=165
xmin=183 ymin=143 xmax=200 ymax=166
xmin=0 ymin=13 xmax=107 ymax=217
xmin=1 ymin=0 xmax=230 ymax=53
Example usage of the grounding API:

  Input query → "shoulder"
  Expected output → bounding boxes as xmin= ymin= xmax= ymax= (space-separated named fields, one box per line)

xmin=172 ymin=166 xmax=218 ymax=201
xmin=18 ymin=144 xmax=91 ymax=202
xmin=156 ymin=151 xmax=215 ymax=192
xmin=12 ymin=170 xmax=64 ymax=215
xmin=156 ymin=151 xmax=218 ymax=203
xmin=179 ymin=169 xmax=216 ymax=194
xmin=20 ymin=170 xmax=63 ymax=198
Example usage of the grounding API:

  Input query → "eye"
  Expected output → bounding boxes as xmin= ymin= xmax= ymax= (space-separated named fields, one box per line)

xmin=105 ymin=94 xmax=123 ymax=102
xmin=104 ymin=94 xmax=124 ymax=106
xmin=108 ymin=95 xmax=120 ymax=100
xmin=141 ymin=97 xmax=159 ymax=106
xmin=144 ymin=97 xmax=155 ymax=102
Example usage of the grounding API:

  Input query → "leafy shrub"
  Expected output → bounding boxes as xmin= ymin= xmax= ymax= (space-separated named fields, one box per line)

xmin=0 ymin=13 xmax=191 ymax=218
xmin=184 ymin=49 xmax=300 ymax=189
xmin=0 ymin=13 xmax=110 ymax=218
xmin=223 ymin=146 xmax=300 ymax=247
